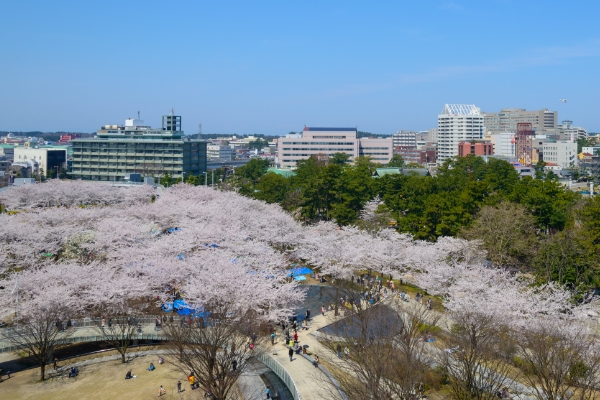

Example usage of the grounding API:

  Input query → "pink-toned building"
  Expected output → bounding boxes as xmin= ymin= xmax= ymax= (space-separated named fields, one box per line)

xmin=457 ymin=142 xmax=493 ymax=157
xmin=277 ymin=127 xmax=393 ymax=168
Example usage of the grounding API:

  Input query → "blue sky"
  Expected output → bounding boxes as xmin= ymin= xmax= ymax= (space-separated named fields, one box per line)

xmin=1 ymin=1 xmax=599 ymax=135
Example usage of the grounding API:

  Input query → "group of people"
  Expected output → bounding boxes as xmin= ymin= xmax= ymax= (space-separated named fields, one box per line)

xmin=55 ymin=318 xmax=75 ymax=332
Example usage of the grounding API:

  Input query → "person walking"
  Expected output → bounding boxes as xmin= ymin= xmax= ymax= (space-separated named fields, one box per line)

xmin=158 ymin=385 xmax=166 ymax=397
xmin=306 ymin=309 xmax=311 ymax=321
xmin=321 ymin=306 xmax=326 ymax=316
xmin=270 ymin=332 xmax=275 ymax=345
xmin=336 ymin=344 xmax=342 ymax=358
xmin=288 ymin=346 xmax=294 ymax=362
xmin=266 ymin=387 xmax=271 ymax=399
xmin=177 ymin=380 xmax=182 ymax=393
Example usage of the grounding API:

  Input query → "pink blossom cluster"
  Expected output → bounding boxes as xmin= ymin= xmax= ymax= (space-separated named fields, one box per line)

xmin=0 ymin=181 xmax=593 ymax=332
xmin=0 ymin=180 xmax=154 ymax=210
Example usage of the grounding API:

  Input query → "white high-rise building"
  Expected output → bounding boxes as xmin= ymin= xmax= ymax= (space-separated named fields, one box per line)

xmin=437 ymin=104 xmax=484 ymax=164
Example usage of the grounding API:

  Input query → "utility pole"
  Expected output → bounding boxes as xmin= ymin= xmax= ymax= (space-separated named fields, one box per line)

xmin=212 ymin=170 xmax=214 ymax=188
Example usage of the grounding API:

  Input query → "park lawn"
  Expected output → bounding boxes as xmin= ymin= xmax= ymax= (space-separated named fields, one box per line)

xmin=0 ymin=354 xmax=198 ymax=400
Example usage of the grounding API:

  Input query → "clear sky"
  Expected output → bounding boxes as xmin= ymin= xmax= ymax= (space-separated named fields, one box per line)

xmin=1 ymin=1 xmax=599 ymax=135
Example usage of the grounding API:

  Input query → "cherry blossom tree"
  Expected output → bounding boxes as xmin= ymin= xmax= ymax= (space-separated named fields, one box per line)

xmin=0 ymin=180 xmax=154 ymax=210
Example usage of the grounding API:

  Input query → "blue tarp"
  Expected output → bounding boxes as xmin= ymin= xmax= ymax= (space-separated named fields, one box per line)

xmin=287 ymin=267 xmax=313 ymax=277
xmin=167 ymin=227 xmax=181 ymax=234
xmin=294 ymin=275 xmax=307 ymax=281
xmin=162 ymin=299 xmax=211 ymax=317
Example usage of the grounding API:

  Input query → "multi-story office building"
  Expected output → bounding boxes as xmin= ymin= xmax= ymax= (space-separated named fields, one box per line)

xmin=483 ymin=108 xmax=558 ymax=134
xmin=277 ymin=127 xmax=393 ymax=168
xmin=14 ymin=146 xmax=67 ymax=176
xmin=542 ymin=141 xmax=578 ymax=169
xmin=437 ymin=104 xmax=484 ymax=164
xmin=207 ymin=145 xmax=232 ymax=161
xmin=392 ymin=130 xmax=417 ymax=148
xmin=559 ymin=120 xmax=588 ymax=140
xmin=71 ymin=112 xmax=207 ymax=181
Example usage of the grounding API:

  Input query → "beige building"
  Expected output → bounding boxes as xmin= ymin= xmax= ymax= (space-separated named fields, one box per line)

xmin=277 ymin=127 xmax=393 ymax=168
xmin=543 ymin=141 xmax=578 ymax=169
xmin=13 ymin=146 xmax=67 ymax=175
xmin=483 ymin=108 xmax=557 ymax=134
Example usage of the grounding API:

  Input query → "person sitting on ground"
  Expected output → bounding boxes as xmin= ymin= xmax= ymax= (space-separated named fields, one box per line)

xmin=294 ymin=344 xmax=302 ymax=354
xmin=125 ymin=370 xmax=133 ymax=379
xmin=147 ymin=363 xmax=155 ymax=371
xmin=158 ymin=356 xmax=164 ymax=365
xmin=312 ymin=354 xmax=319 ymax=367
xmin=69 ymin=367 xmax=79 ymax=378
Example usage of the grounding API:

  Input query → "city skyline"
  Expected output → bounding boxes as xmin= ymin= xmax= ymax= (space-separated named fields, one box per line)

xmin=1 ymin=1 xmax=599 ymax=134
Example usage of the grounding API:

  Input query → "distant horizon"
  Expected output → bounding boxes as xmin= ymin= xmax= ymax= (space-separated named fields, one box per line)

xmin=1 ymin=1 xmax=598 ymax=134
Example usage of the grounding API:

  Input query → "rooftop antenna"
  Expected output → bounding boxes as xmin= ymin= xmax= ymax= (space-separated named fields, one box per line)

xmin=198 ymin=123 xmax=202 ymax=136
xmin=138 ymin=111 xmax=140 ymax=120
xmin=170 ymin=107 xmax=174 ymax=116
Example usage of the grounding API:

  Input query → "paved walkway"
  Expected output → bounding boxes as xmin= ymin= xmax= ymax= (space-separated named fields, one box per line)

xmin=265 ymin=309 xmax=348 ymax=400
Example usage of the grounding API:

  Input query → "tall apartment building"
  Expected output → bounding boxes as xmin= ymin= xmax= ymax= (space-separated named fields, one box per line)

xmin=71 ymin=112 xmax=207 ymax=181
xmin=542 ymin=141 xmax=578 ymax=169
xmin=437 ymin=104 xmax=484 ymax=164
xmin=277 ymin=127 xmax=393 ymax=168
xmin=483 ymin=108 xmax=557 ymax=134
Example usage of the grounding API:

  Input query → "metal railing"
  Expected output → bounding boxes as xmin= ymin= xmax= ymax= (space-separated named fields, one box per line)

xmin=257 ymin=352 xmax=301 ymax=400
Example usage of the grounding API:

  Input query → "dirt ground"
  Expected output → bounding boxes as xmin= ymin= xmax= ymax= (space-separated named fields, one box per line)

xmin=0 ymin=353 xmax=207 ymax=400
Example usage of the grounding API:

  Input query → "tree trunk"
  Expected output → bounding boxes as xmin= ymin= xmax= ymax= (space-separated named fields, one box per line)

xmin=40 ymin=363 xmax=46 ymax=381
xmin=120 ymin=350 xmax=126 ymax=363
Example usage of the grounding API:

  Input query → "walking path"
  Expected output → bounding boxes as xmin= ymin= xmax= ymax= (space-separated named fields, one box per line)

xmin=264 ymin=309 xmax=348 ymax=400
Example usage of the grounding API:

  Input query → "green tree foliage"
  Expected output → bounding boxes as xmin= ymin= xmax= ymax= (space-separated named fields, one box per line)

xmin=220 ymin=153 xmax=600 ymax=290
xmin=331 ymin=152 xmax=351 ymax=165
xmin=252 ymin=172 xmax=290 ymax=204
xmin=387 ymin=154 xmax=404 ymax=168
xmin=235 ymin=159 xmax=270 ymax=183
